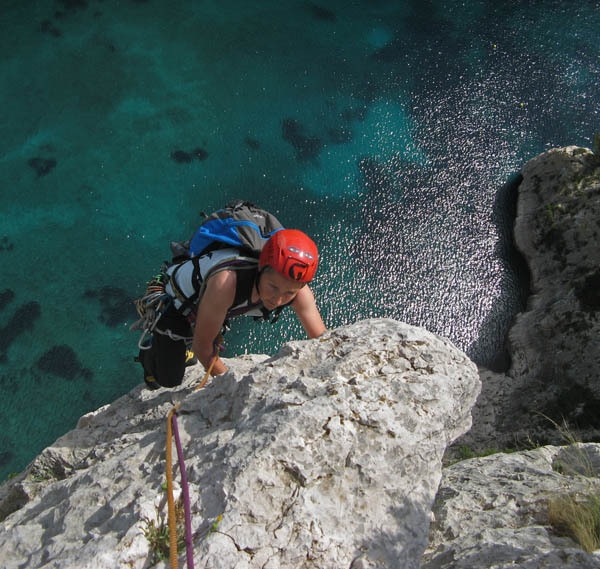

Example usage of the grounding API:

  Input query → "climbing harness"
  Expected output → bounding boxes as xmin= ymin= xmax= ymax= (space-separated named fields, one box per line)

xmin=132 ymin=255 xmax=278 ymax=353
xmin=164 ymin=342 xmax=221 ymax=569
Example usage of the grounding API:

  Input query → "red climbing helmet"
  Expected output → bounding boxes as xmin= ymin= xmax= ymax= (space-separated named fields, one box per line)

xmin=259 ymin=229 xmax=319 ymax=283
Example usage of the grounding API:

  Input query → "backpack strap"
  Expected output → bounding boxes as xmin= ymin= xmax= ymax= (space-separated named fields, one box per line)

xmin=167 ymin=258 xmax=202 ymax=317
xmin=169 ymin=254 xmax=259 ymax=319
xmin=196 ymin=255 xmax=259 ymax=303
xmin=169 ymin=254 xmax=289 ymax=325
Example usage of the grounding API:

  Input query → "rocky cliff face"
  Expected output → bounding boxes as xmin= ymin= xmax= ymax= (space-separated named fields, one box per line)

xmin=0 ymin=319 xmax=480 ymax=569
xmin=1 ymin=146 xmax=599 ymax=569
xmin=510 ymin=146 xmax=600 ymax=439
xmin=431 ymin=145 xmax=600 ymax=569
xmin=455 ymin=145 xmax=600 ymax=452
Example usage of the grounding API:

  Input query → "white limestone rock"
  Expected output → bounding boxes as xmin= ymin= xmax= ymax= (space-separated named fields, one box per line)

xmin=0 ymin=319 xmax=479 ymax=569
xmin=423 ymin=444 xmax=600 ymax=569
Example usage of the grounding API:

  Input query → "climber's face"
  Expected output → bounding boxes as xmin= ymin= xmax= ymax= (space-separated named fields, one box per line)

xmin=257 ymin=269 xmax=304 ymax=311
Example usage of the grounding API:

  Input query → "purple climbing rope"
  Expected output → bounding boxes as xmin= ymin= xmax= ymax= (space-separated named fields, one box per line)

xmin=171 ymin=411 xmax=195 ymax=569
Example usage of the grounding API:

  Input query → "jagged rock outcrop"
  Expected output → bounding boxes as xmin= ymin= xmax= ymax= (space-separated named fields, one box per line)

xmin=0 ymin=319 xmax=480 ymax=569
xmin=423 ymin=444 xmax=600 ymax=568
xmin=455 ymin=146 xmax=600 ymax=452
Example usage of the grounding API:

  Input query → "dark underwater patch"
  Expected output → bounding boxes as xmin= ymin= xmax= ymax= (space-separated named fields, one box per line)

xmin=304 ymin=2 xmax=336 ymax=22
xmin=27 ymin=157 xmax=57 ymax=178
xmin=0 ymin=237 xmax=14 ymax=252
xmin=0 ymin=301 xmax=42 ymax=363
xmin=56 ymin=0 xmax=88 ymax=13
xmin=244 ymin=137 xmax=260 ymax=150
xmin=40 ymin=19 xmax=62 ymax=37
xmin=0 ymin=373 xmax=19 ymax=391
xmin=170 ymin=148 xmax=209 ymax=164
xmin=0 ymin=289 xmax=15 ymax=311
xmin=0 ymin=449 xmax=15 ymax=467
xmin=171 ymin=149 xmax=193 ymax=163
xmin=36 ymin=344 xmax=92 ymax=381
xmin=371 ymin=38 xmax=404 ymax=64
xmin=193 ymin=147 xmax=209 ymax=161
xmin=282 ymin=118 xmax=323 ymax=161
xmin=326 ymin=126 xmax=353 ymax=144
xmin=341 ymin=106 xmax=367 ymax=123
xmin=83 ymin=286 xmax=136 ymax=327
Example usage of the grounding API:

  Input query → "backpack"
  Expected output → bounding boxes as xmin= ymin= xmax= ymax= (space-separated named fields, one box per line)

xmin=170 ymin=199 xmax=284 ymax=261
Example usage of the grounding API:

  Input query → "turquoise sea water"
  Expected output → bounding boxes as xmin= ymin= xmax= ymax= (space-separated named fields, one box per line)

xmin=1 ymin=1 xmax=598 ymax=480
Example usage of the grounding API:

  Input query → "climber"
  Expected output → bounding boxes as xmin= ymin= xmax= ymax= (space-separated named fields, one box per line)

xmin=136 ymin=228 xmax=326 ymax=389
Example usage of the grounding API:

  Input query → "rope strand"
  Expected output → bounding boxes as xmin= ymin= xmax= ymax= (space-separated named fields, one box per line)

xmin=171 ymin=411 xmax=195 ymax=569
xmin=165 ymin=339 xmax=222 ymax=569
xmin=166 ymin=406 xmax=180 ymax=569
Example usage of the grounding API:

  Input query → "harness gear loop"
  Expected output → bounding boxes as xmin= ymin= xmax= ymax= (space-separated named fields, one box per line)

xmin=131 ymin=269 xmax=172 ymax=349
